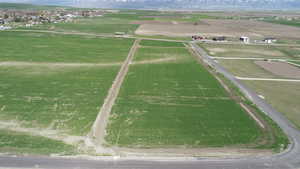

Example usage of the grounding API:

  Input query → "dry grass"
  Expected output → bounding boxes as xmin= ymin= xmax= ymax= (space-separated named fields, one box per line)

xmin=244 ymin=81 xmax=300 ymax=129
xmin=218 ymin=60 xmax=279 ymax=78
xmin=136 ymin=19 xmax=300 ymax=39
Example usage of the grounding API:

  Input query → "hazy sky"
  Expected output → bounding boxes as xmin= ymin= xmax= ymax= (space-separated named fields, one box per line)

xmin=0 ymin=0 xmax=299 ymax=9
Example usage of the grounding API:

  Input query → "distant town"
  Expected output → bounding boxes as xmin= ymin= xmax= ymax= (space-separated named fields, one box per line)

xmin=0 ymin=8 xmax=116 ymax=30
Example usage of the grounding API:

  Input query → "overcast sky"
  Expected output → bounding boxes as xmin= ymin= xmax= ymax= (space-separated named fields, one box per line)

xmin=0 ymin=0 xmax=299 ymax=9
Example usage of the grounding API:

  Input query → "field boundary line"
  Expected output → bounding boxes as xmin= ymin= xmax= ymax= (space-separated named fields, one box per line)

xmin=240 ymin=103 xmax=265 ymax=129
xmin=236 ymin=76 xmax=300 ymax=82
xmin=89 ymin=39 xmax=140 ymax=147
xmin=287 ymin=61 xmax=300 ymax=68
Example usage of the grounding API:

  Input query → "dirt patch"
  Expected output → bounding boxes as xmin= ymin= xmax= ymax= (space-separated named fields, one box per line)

xmin=135 ymin=19 xmax=300 ymax=39
xmin=132 ymin=57 xmax=179 ymax=65
xmin=208 ymin=48 xmax=228 ymax=53
xmin=255 ymin=61 xmax=300 ymax=79
xmin=0 ymin=120 xmax=85 ymax=145
xmin=131 ymin=20 xmax=175 ymax=25
xmin=0 ymin=61 xmax=122 ymax=67
xmin=208 ymin=47 xmax=285 ymax=57
xmin=112 ymin=147 xmax=272 ymax=158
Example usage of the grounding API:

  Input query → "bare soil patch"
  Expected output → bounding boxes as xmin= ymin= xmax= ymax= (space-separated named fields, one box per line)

xmin=0 ymin=120 xmax=85 ymax=145
xmin=255 ymin=61 xmax=300 ymax=79
xmin=131 ymin=20 xmax=175 ymax=25
xmin=132 ymin=57 xmax=179 ymax=65
xmin=208 ymin=47 xmax=285 ymax=57
xmin=112 ymin=147 xmax=272 ymax=158
xmin=0 ymin=61 xmax=122 ymax=67
xmin=135 ymin=19 xmax=300 ymax=39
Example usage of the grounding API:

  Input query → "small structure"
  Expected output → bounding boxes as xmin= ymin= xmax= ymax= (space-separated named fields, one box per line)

xmin=0 ymin=18 xmax=5 ymax=24
xmin=115 ymin=32 xmax=125 ymax=36
xmin=0 ymin=25 xmax=12 ymax=30
xmin=213 ymin=36 xmax=226 ymax=41
xmin=240 ymin=36 xmax=250 ymax=43
xmin=192 ymin=35 xmax=205 ymax=41
xmin=263 ymin=38 xmax=277 ymax=44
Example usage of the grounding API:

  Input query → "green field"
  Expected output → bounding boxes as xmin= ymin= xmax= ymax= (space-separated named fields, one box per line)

xmin=0 ymin=32 xmax=134 ymax=154
xmin=0 ymin=130 xmax=76 ymax=155
xmin=133 ymin=47 xmax=189 ymax=62
xmin=264 ymin=19 xmax=300 ymax=28
xmin=0 ymin=66 xmax=119 ymax=135
xmin=106 ymin=45 xmax=266 ymax=148
xmin=1 ymin=31 xmax=133 ymax=63
xmin=21 ymin=16 xmax=139 ymax=34
xmin=140 ymin=40 xmax=185 ymax=47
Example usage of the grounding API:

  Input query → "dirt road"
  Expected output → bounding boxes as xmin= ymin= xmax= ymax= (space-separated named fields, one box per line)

xmin=89 ymin=39 xmax=140 ymax=147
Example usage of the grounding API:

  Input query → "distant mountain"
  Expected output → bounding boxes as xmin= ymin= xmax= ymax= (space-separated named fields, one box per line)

xmin=86 ymin=0 xmax=300 ymax=9
xmin=0 ymin=2 xmax=67 ymax=10
xmin=0 ymin=0 xmax=300 ymax=9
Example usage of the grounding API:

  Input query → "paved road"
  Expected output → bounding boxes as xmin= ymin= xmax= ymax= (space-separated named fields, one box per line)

xmin=0 ymin=42 xmax=300 ymax=169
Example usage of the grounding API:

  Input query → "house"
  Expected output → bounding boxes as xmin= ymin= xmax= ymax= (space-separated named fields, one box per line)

xmin=263 ymin=38 xmax=277 ymax=44
xmin=213 ymin=36 xmax=226 ymax=41
xmin=240 ymin=36 xmax=250 ymax=43
xmin=0 ymin=18 xmax=4 ymax=24
xmin=0 ymin=25 xmax=12 ymax=30
xmin=192 ymin=35 xmax=206 ymax=41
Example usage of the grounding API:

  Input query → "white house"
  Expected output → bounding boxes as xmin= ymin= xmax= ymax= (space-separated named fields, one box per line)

xmin=263 ymin=38 xmax=277 ymax=44
xmin=240 ymin=36 xmax=250 ymax=43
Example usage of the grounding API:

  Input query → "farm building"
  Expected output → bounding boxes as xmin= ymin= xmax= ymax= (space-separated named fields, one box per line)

xmin=240 ymin=36 xmax=250 ymax=43
xmin=263 ymin=37 xmax=277 ymax=44
xmin=192 ymin=35 xmax=206 ymax=41
xmin=213 ymin=36 xmax=226 ymax=41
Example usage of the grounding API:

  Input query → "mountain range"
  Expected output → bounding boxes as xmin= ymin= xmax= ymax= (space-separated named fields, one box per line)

xmin=1 ymin=0 xmax=300 ymax=9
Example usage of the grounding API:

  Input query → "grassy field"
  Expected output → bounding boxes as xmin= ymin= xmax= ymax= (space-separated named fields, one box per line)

xmin=244 ymin=81 xmax=300 ymax=130
xmin=0 ymin=32 xmax=133 ymax=154
xmin=264 ymin=19 xmax=300 ymax=28
xmin=0 ymin=31 xmax=134 ymax=63
xmin=133 ymin=47 xmax=189 ymax=62
xmin=21 ymin=16 xmax=139 ymax=34
xmin=0 ymin=66 xmax=120 ymax=135
xmin=200 ymin=43 xmax=299 ymax=60
xmin=139 ymin=40 xmax=185 ymax=47
xmin=218 ymin=60 xmax=280 ymax=78
xmin=106 ymin=46 xmax=266 ymax=148
xmin=0 ymin=130 xmax=76 ymax=155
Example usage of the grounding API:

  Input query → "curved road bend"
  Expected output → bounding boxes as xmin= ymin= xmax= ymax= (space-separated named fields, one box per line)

xmin=0 ymin=42 xmax=299 ymax=169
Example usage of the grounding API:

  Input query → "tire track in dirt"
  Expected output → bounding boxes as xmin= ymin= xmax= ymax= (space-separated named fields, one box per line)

xmin=89 ymin=39 xmax=140 ymax=147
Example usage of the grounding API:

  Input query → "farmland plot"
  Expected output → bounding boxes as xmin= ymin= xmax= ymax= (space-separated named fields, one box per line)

xmin=0 ymin=32 xmax=134 ymax=154
xmin=106 ymin=44 xmax=264 ymax=148
xmin=0 ymin=31 xmax=133 ymax=63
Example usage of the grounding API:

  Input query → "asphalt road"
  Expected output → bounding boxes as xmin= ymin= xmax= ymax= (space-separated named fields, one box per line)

xmin=0 ymin=42 xmax=299 ymax=169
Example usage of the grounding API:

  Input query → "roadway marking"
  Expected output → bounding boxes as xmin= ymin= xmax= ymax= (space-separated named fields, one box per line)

xmin=211 ymin=57 xmax=300 ymax=62
xmin=236 ymin=76 xmax=300 ymax=82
